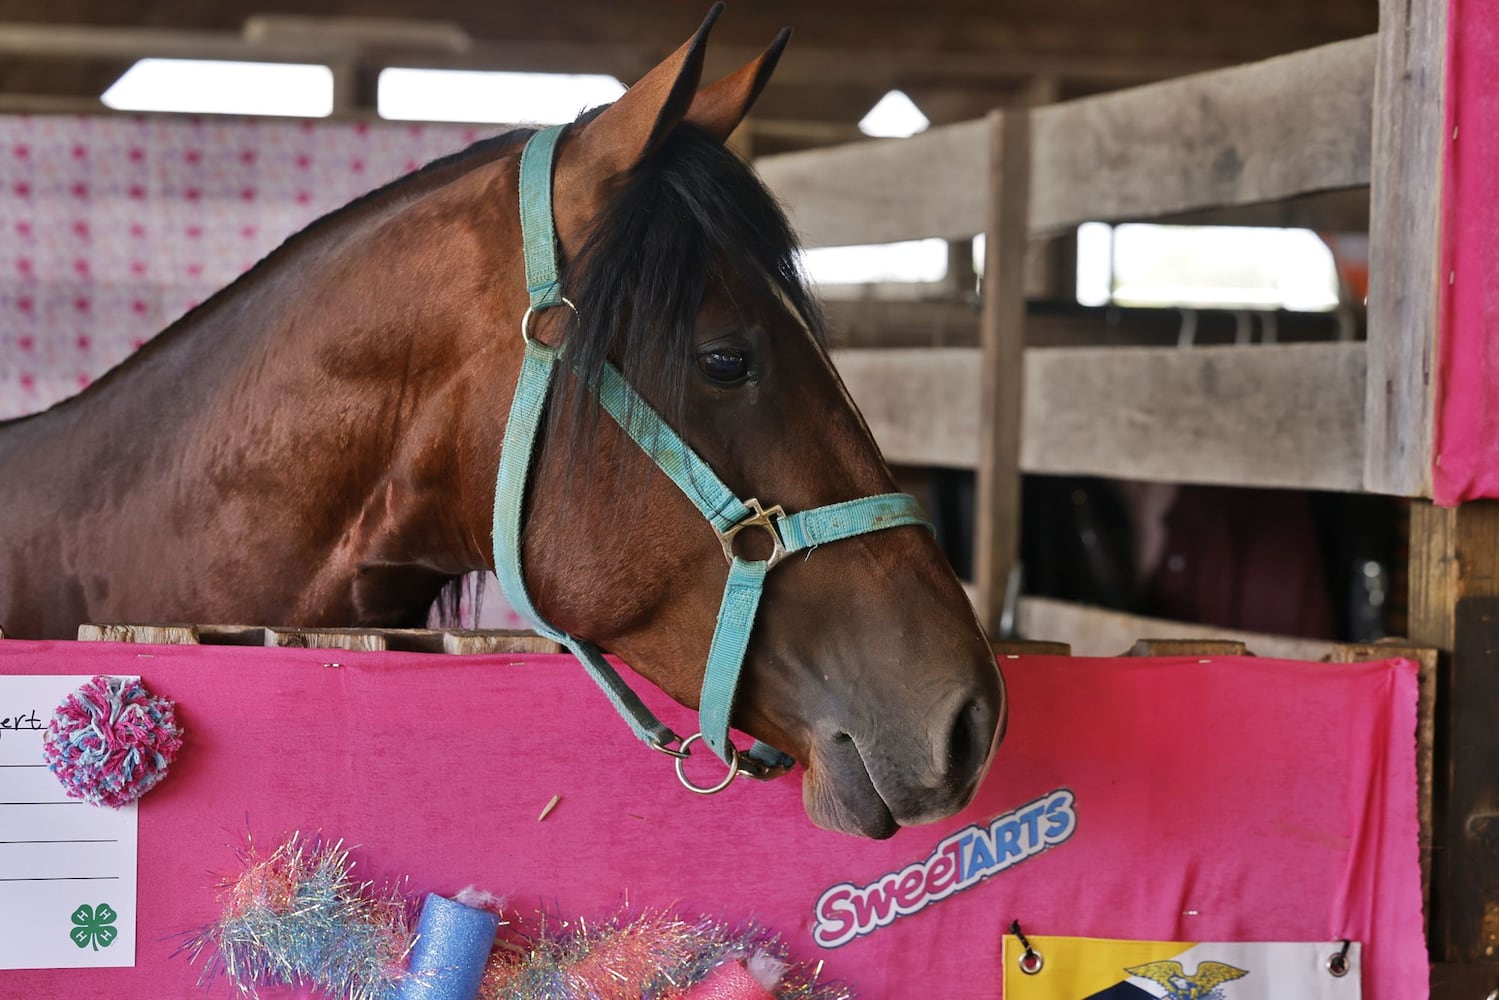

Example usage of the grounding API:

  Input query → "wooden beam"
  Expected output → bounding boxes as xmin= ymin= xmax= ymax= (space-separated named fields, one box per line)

xmin=1408 ymin=501 xmax=1499 ymax=967
xmin=77 ymin=623 xmax=200 ymax=645
xmin=1363 ymin=0 xmax=1448 ymax=497
xmin=758 ymin=37 xmax=1375 ymax=249
xmin=836 ymin=349 xmax=982 ymax=469
xmin=1021 ymin=342 xmax=1367 ymax=491
xmin=1027 ymin=35 xmax=1376 ymax=234
xmin=834 ymin=341 xmax=1368 ymax=491
xmin=756 ymin=120 xmax=988 ymax=248
xmin=1126 ymin=638 xmax=1248 ymax=657
xmin=975 ymin=109 xmax=1030 ymax=634
xmin=0 ymin=22 xmax=347 ymax=62
xmin=1015 ymin=596 xmax=1342 ymax=660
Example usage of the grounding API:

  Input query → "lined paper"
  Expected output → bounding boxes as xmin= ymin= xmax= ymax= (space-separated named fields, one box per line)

xmin=0 ymin=675 xmax=137 ymax=969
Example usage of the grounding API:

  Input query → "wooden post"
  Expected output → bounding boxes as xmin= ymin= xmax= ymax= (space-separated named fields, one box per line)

xmin=974 ymin=108 xmax=1030 ymax=635
xmin=1408 ymin=500 xmax=1499 ymax=990
xmin=1364 ymin=0 xmax=1448 ymax=496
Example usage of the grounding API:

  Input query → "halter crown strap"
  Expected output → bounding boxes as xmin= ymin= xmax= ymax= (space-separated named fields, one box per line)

xmin=494 ymin=124 xmax=935 ymax=788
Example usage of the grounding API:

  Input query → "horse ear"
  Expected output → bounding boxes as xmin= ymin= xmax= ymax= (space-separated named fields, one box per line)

xmin=684 ymin=28 xmax=791 ymax=143
xmin=559 ymin=3 xmax=722 ymax=187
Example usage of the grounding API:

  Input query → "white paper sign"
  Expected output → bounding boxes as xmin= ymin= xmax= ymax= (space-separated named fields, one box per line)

xmin=0 ymin=675 xmax=137 ymax=969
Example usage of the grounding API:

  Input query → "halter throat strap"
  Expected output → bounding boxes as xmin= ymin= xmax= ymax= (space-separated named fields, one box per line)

xmin=492 ymin=125 xmax=933 ymax=790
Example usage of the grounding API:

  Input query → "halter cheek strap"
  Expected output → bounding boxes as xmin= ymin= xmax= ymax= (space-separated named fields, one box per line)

xmin=492 ymin=124 xmax=934 ymax=793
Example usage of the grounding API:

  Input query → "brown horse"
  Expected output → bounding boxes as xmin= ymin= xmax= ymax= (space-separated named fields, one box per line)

xmin=0 ymin=8 xmax=1004 ymax=838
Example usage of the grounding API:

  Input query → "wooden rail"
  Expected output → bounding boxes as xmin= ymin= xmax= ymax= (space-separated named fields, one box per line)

xmin=75 ymin=623 xmax=562 ymax=655
xmin=757 ymin=35 xmax=1375 ymax=248
xmin=834 ymin=342 xmax=1367 ymax=491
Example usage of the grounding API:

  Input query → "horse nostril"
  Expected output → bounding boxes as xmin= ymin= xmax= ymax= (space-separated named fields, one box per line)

xmin=945 ymin=696 xmax=996 ymax=791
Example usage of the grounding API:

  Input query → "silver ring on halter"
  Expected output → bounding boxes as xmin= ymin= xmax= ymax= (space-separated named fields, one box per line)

xmin=520 ymin=297 xmax=578 ymax=344
xmin=673 ymin=732 xmax=740 ymax=795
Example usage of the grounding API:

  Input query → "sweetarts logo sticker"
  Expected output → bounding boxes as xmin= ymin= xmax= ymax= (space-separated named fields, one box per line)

xmin=811 ymin=788 xmax=1077 ymax=949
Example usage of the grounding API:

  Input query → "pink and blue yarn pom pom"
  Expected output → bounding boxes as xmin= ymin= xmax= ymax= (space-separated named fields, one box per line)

xmin=43 ymin=675 xmax=184 ymax=808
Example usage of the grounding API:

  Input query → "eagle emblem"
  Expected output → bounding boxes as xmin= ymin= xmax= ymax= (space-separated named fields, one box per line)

xmin=1124 ymin=959 xmax=1249 ymax=1000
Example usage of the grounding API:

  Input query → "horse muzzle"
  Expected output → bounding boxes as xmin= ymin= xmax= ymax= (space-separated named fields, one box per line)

xmin=802 ymin=667 xmax=1005 ymax=839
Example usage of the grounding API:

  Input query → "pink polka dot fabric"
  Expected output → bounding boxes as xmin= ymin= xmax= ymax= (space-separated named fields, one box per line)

xmin=0 ymin=114 xmax=492 ymax=420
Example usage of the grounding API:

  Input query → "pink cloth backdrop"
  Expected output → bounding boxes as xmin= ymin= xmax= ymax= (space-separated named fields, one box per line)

xmin=1 ymin=643 xmax=1426 ymax=999
xmin=1434 ymin=2 xmax=1499 ymax=503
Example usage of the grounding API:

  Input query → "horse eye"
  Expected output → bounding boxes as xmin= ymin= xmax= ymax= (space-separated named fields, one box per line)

xmin=697 ymin=348 xmax=749 ymax=384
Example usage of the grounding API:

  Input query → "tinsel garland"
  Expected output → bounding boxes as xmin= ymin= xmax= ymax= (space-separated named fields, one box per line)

xmin=182 ymin=833 xmax=416 ymax=1000
xmin=479 ymin=908 xmax=854 ymax=1000
xmin=184 ymin=831 xmax=854 ymax=1000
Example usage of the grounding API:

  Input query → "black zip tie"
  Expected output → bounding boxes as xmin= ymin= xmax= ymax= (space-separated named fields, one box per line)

xmin=1011 ymin=920 xmax=1044 ymax=975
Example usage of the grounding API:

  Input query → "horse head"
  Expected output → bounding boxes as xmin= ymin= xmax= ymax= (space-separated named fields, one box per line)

xmin=0 ymin=5 xmax=1003 ymax=841
xmin=478 ymin=6 xmax=1006 ymax=838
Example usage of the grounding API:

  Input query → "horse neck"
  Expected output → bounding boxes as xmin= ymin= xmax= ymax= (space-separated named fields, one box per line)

xmin=0 ymin=147 xmax=526 ymax=633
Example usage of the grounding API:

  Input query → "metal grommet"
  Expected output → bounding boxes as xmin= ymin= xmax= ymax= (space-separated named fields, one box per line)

xmin=673 ymin=732 xmax=740 ymax=795
xmin=520 ymin=296 xmax=577 ymax=344
xmin=1325 ymin=941 xmax=1351 ymax=978
xmin=1011 ymin=920 xmax=1043 ymax=975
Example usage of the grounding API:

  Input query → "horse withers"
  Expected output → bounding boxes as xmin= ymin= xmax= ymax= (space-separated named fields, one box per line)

xmin=0 ymin=5 xmax=1004 ymax=838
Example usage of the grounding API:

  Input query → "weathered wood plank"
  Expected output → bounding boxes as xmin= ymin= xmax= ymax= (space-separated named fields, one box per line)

xmin=835 ymin=348 xmax=982 ymax=469
xmin=975 ymin=109 xmax=1031 ymax=634
xmin=1407 ymin=501 xmax=1499 ymax=966
xmin=1015 ymin=596 xmax=1340 ymax=661
xmin=835 ymin=342 xmax=1367 ymax=491
xmin=991 ymin=639 xmax=1072 ymax=657
xmin=441 ymin=630 xmax=564 ymax=655
xmin=77 ymin=624 xmax=200 ymax=645
xmin=1029 ymin=35 xmax=1375 ymax=233
xmin=262 ymin=628 xmax=388 ymax=652
xmin=755 ymin=120 xmax=988 ymax=248
xmin=1363 ymin=0 xmax=1448 ymax=497
xmin=758 ymin=37 xmax=1374 ymax=249
xmin=1126 ymin=638 xmax=1248 ymax=657
xmin=67 ymin=623 xmax=563 ymax=655
xmin=1021 ymin=342 xmax=1367 ymax=490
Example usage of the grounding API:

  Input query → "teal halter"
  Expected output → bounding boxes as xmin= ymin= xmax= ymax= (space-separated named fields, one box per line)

xmin=492 ymin=124 xmax=934 ymax=794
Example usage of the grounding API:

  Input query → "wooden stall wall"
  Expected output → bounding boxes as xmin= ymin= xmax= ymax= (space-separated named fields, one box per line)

xmin=756 ymin=0 xmax=1497 ymax=990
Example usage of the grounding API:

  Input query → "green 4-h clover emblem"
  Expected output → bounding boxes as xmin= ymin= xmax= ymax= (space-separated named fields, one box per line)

xmin=69 ymin=903 xmax=118 ymax=951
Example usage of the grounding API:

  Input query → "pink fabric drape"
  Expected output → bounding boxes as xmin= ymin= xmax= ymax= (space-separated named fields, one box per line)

xmin=1434 ymin=2 xmax=1499 ymax=502
xmin=1 ymin=642 xmax=1426 ymax=998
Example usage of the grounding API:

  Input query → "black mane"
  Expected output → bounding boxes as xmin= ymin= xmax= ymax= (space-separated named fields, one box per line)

xmin=554 ymin=119 xmax=824 ymax=455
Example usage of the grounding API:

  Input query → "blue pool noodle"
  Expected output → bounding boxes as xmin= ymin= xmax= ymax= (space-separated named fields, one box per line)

xmin=393 ymin=893 xmax=500 ymax=1000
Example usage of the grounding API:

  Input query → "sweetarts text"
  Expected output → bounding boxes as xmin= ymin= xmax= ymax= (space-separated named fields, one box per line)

xmin=812 ymin=788 xmax=1077 ymax=948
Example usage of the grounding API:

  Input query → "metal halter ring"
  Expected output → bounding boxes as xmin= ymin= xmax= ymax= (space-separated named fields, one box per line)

xmin=717 ymin=498 xmax=788 ymax=570
xmin=672 ymin=732 xmax=740 ymax=795
xmin=520 ymin=296 xmax=578 ymax=344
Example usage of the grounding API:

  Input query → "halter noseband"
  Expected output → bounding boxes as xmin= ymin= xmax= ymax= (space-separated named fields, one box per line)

xmin=492 ymin=125 xmax=934 ymax=793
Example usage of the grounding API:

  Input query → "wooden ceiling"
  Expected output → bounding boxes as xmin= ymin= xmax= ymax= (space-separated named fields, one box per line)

xmin=0 ymin=0 xmax=1378 ymax=150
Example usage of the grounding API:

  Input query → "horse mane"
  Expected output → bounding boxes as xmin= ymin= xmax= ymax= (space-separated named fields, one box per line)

xmin=553 ymin=118 xmax=825 ymax=462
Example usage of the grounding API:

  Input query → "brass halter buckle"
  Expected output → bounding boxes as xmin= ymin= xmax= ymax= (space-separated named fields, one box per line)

xmin=716 ymin=499 xmax=788 ymax=570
